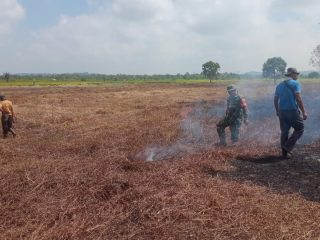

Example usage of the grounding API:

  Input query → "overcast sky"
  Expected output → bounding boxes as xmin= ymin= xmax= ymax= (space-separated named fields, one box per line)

xmin=0 ymin=0 xmax=319 ymax=74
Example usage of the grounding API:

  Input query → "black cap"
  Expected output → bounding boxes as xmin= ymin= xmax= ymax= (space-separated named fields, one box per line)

xmin=285 ymin=68 xmax=300 ymax=77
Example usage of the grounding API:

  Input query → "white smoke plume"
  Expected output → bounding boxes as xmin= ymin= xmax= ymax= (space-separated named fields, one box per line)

xmin=141 ymin=80 xmax=320 ymax=161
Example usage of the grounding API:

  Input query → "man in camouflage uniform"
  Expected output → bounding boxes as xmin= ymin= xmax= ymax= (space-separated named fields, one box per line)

xmin=216 ymin=85 xmax=248 ymax=146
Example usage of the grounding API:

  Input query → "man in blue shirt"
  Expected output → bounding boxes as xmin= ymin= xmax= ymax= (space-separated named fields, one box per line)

xmin=274 ymin=67 xmax=307 ymax=158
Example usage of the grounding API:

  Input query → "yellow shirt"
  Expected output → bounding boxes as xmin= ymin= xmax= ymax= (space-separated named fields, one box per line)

xmin=0 ymin=100 xmax=14 ymax=117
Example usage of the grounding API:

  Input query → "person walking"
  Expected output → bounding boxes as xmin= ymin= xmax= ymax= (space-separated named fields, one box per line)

xmin=274 ymin=68 xmax=307 ymax=158
xmin=0 ymin=95 xmax=16 ymax=138
xmin=216 ymin=85 xmax=249 ymax=146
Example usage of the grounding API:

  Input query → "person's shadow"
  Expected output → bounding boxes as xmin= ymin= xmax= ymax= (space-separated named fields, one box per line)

xmin=202 ymin=148 xmax=320 ymax=202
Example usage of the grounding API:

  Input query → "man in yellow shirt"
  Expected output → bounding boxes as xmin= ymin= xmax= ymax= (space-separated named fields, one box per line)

xmin=0 ymin=95 xmax=16 ymax=138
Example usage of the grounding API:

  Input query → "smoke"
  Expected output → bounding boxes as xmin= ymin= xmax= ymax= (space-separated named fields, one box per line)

xmin=141 ymin=80 xmax=320 ymax=161
xmin=143 ymin=100 xmax=219 ymax=161
xmin=300 ymin=87 xmax=320 ymax=143
xmin=228 ymin=80 xmax=320 ymax=145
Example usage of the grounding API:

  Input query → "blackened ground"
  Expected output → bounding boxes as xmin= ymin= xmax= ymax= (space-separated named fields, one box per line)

xmin=204 ymin=144 xmax=320 ymax=202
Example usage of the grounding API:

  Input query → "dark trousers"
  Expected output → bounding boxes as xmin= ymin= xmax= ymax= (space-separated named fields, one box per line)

xmin=1 ymin=114 xmax=14 ymax=137
xmin=278 ymin=110 xmax=304 ymax=152
xmin=217 ymin=116 xmax=241 ymax=143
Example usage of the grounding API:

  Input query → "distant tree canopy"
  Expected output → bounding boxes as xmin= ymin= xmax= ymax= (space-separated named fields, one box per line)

xmin=11 ymin=73 xmax=208 ymax=82
xmin=5 ymin=71 xmax=253 ymax=83
xmin=262 ymin=57 xmax=287 ymax=82
xmin=202 ymin=61 xmax=220 ymax=83
xmin=308 ymin=71 xmax=320 ymax=78
xmin=310 ymin=44 xmax=320 ymax=70
xmin=219 ymin=72 xmax=241 ymax=80
xmin=3 ymin=72 xmax=10 ymax=82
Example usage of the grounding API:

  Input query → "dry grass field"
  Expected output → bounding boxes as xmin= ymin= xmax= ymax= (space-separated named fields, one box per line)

xmin=0 ymin=82 xmax=320 ymax=239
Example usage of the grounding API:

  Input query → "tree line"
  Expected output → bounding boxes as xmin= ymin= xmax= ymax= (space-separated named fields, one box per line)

xmin=1 ymin=72 xmax=242 ymax=82
xmin=2 ymin=44 xmax=320 ymax=82
xmin=201 ymin=43 xmax=320 ymax=83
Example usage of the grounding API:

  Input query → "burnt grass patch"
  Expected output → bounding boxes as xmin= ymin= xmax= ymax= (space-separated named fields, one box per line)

xmin=204 ymin=145 xmax=320 ymax=202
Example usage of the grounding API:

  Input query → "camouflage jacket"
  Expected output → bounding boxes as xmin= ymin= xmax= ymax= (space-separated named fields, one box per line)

xmin=226 ymin=94 xmax=248 ymax=121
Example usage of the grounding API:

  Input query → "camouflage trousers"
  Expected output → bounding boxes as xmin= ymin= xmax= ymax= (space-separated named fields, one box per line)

xmin=216 ymin=116 xmax=242 ymax=144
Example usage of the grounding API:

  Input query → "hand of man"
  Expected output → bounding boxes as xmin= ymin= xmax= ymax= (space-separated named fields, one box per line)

xmin=302 ymin=113 xmax=308 ymax=120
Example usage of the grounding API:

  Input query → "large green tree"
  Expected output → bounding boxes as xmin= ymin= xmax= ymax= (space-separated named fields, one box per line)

xmin=202 ymin=61 xmax=220 ymax=83
xmin=310 ymin=44 xmax=320 ymax=70
xmin=262 ymin=57 xmax=287 ymax=84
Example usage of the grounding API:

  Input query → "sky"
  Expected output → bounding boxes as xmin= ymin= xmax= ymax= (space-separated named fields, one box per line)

xmin=0 ymin=0 xmax=320 ymax=74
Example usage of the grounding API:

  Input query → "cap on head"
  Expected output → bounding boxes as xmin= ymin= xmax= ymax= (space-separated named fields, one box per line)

xmin=0 ymin=95 xmax=5 ymax=101
xmin=285 ymin=67 xmax=300 ymax=77
xmin=226 ymin=84 xmax=237 ymax=92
